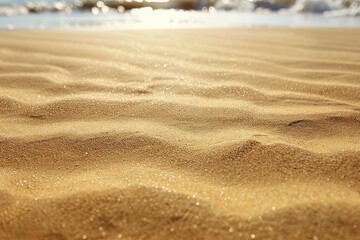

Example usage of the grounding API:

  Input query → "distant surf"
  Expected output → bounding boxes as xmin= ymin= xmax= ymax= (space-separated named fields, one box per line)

xmin=0 ymin=0 xmax=359 ymax=16
xmin=0 ymin=0 xmax=359 ymax=29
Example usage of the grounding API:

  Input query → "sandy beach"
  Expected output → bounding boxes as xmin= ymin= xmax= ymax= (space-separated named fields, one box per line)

xmin=0 ymin=29 xmax=359 ymax=239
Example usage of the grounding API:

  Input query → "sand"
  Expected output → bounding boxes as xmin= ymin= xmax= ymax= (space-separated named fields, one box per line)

xmin=0 ymin=28 xmax=359 ymax=240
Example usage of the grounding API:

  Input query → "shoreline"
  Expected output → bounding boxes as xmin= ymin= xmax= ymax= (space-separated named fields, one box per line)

xmin=1 ymin=11 xmax=360 ymax=30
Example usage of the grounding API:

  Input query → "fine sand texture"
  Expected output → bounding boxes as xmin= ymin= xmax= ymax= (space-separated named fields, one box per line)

xmin=0 ymin=29 xmax=359 ymax=240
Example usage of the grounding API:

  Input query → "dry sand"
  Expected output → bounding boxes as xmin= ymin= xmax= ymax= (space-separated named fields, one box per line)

xmin=0 ymin=29 xmax=359 ymax=240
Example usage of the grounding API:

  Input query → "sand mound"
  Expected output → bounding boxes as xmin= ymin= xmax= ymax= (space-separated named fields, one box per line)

xmin=0 ymin=29 xmax=359 ymax=239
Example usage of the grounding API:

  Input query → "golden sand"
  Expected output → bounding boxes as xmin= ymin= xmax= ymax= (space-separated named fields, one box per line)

xmin=0 ymin=29 xmax=359 ymax=240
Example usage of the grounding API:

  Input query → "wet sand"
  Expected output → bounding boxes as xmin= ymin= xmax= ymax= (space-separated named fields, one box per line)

xmin=0 ymin=29 xmax=359 ymax=240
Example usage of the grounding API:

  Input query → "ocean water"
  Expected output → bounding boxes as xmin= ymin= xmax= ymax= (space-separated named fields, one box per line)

xmin=0 ymin=0 xmax=359 ymax=29
xmin=0 ymin=0 xmax=75 ymax=4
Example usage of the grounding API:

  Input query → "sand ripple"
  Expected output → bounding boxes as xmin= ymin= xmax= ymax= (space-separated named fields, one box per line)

xmin=0 ymin=29 xmax=359 ymax=239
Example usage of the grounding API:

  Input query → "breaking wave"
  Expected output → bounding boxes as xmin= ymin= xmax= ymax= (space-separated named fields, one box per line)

xmin=0 ymin=0 xmax=359 ymax=16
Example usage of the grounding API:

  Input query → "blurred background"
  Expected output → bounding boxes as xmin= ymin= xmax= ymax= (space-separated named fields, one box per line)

xmin=0 ymin=0 xmax=359 ymax=29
